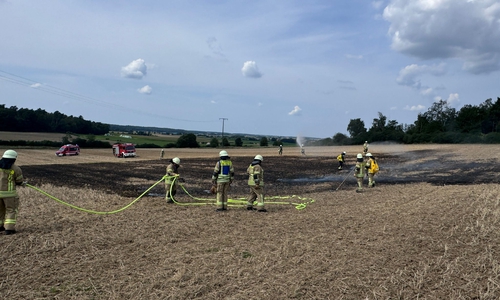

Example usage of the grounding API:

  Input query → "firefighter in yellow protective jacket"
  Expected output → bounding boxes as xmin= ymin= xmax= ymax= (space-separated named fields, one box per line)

xmin=165 ymin=157 xmax=181 ymax=203
xmin=353 ymin=153 xmax=366 ymax=193
xmin=0 ymin=150 xmax=25 ymax=235
xmin=365 ymin=153 xmax=378 ymax=188
xmin=246 ymin=155 xmax=266 ymax=212
xmin=363 ymin=141 xmax=369 ymax=154
xmin=212 ymin=150 xmax=234 ymax=211
xmin=337 ymin=151 xmax=346 ymax=170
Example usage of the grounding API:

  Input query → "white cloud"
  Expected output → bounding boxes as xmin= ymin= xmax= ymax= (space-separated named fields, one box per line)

xmin=30 ymin=83 xmax=42 ymax=88
xmin=420 ymin=87 xmax=434 ymax=96
xmin=397 ymin=63 xmax=446 ymax=89
xmin=440 ymin=93 xmax=460 ymax=105
xmin=404 ymin=104 xmax=426 ymax=111
xmin=121 ymin=58 xmax=148 ymax=79
xmin=288 ymin=105 xmax=302 ymax=116
xmin=384 ymin=0 xmax=500 ymax=74
xmin=241 ymin=61 xmax=262 ymax=78
xmin=138 ymin=85 xmax=152 ymax=95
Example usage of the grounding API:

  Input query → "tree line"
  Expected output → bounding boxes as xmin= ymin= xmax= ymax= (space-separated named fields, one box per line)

xmin=315 ymin=97 xmax=500 ymax=146
xmin=0 ymin=105 xmax=109 ymax=135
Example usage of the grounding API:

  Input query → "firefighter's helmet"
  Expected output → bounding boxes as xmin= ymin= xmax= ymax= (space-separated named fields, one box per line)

xmin=173 ymin=157 xmax=181 ymax=164
xmin=366 ymin=153 xmax=373 ymax=157
xmin=2 ymin=150 xmax=17 ymax=159
xmin=219 ymin=150 xmax=228 ymax=157
xmin=254 ymin=155 xmax=263 ymax=161
xmin=356 ymin=153 xmax=363 ymax=159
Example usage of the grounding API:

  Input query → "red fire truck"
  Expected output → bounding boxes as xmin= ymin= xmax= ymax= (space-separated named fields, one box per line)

xmin=112 ymin=143 xmax=137 ymax=158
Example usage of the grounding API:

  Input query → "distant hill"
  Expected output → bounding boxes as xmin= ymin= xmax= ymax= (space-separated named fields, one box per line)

xmin=109 ymin=124 xmax=298 ymax=139
xmin=109 ymin=124 xmax=219 ymax=136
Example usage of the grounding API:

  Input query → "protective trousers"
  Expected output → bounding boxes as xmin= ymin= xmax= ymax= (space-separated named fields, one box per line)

xmin=247 ymin=186 xmax=264 ymax=210
xmin=216 ymin=182 xmax=230 ymax=209
xmin=165 ymin=182 xmax=177 ymax=202
xmin=367 ymin=173 xmax=375 ymax=187
xmin=356 ymin=177 xmax=364 ymax=191
xmin=0 ymin=197 xmax=19 ymax=231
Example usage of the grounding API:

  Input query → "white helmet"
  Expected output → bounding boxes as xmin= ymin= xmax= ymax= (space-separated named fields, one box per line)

xmin=254 ymin=155 xmax=263 ymax=161
xmin=356 ymin=153 xmax=363 ymax=159
xmin=342 ymin=151 xmax=346 ymax=154
xmin=172 ymin=157 xmax=181 ymax=164
xmin=2 ymin=150 xmax=17 ymax=159
xmin=219 ymin=150 xmax=228 ymax=157
xmin=280 ymin=145 xmax=283 ymax=147
xmin=365 ymin=153 xmax=373 ymax=157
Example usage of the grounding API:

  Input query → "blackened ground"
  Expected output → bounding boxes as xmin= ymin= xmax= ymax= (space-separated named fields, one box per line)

xmin=22 ymin=149 xmax=500 ymax=198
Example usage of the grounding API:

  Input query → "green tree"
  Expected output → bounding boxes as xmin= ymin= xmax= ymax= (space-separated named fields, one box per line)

xmin=209 ymin=138 xmax=219 ymax=148
xmin=422 ymin=99 xmax=457 ymax=132
xmin=332 ymin=132 xmax=349 ymax=145
xmin=235 ymin=137 xmax=243 ymax=147
xmin=347 ymin=118 xmax=367 ymax=144
xmin=176 ymin=133 xmax=200 ymax=148
xmin=347 ymin=118 xmax=367 ymax=138
xmin=260 ymin=137 xmax=268 ymax=146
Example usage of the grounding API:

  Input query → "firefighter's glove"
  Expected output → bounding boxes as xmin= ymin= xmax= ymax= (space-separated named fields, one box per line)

xmin=21 ymin=181 xmax=28 ymax=187
xmin=210 ymin=185 xmax=217 ymax=194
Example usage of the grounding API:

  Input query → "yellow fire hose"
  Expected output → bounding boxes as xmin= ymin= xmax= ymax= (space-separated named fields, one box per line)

xmin=26 ymin=175 xmax=314 ymax=214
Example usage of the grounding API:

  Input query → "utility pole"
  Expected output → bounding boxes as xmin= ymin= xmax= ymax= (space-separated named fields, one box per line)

xmin=219 ymin=118 xmax=228 ymax=146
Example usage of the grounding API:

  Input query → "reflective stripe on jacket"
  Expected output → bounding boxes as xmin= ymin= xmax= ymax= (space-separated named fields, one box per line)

xmin=354 ymin=161 xmax=366 ymax=178
xmin=213 ymin=160 xmax=234 ymax=183
xmin=247 ymin=164 xmax=264 ymax=186
xmin=0 ymin=166 xmax=23 ymax=198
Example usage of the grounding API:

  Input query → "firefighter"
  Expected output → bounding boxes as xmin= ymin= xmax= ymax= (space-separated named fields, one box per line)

xmin=365 ymin=153 xmax=379 ymax=187
xmin=337 ymin=151 xmax=346 ymax=170
xmin=300 ymin=144 xmax=306 ymax=156
xmin=246 ymin=155 xmax=266 ymax=212
xmin=165 ymin=157 xmax=181 ymax=203
xmin=0 ymin=150 xmax=25 ymax=235
xmin=160 ymin=148 xmax=165 ymax=159
xmin=278 ymin=145 xmax=283 ymax=156
xmin=212 ymin=150 xmax=234 ymax=211
xmin=353 ymin=153 xmax=366 ymax=193
xmin=363 ymin=141 xmax=369 ymax=154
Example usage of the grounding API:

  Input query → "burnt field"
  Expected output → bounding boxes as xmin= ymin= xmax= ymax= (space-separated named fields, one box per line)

xmin=3 ymin=145 xmax=500 ymax=299
xmin=22 ymin=149 xmax=500 ymax=198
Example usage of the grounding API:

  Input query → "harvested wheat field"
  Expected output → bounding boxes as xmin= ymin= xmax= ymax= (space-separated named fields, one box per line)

xmin=2 ymin=144 xmax=500 ymax=299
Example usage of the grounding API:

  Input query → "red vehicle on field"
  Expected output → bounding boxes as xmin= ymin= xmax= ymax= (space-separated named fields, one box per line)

xmin=112 ymin=143 xmax=137 ymax=158
xmin=56 ymin=144 xmax=80 ymax=157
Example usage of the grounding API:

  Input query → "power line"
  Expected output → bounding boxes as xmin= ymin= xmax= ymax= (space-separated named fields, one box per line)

xmin=0 ymin=69 xmax=218 ymax=123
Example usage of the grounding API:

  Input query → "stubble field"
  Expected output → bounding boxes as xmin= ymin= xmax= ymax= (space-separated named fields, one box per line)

xmin=2 ymin=144 xmax=500 ymax=299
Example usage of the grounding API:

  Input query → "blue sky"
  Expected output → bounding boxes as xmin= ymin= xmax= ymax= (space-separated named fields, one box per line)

xmin=1 ymin=0 xmax=499 ymax=138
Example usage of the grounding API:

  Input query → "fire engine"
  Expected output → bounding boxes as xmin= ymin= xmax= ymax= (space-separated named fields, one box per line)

xmin=56 ymin=144 xmax=80 ymax=156
xmin=112 ymin=143 xmax=137 ymax=158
